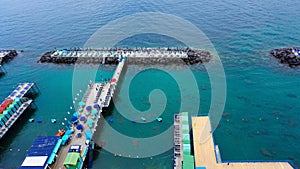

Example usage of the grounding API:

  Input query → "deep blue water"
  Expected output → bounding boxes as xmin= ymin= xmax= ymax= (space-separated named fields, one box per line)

xmin=0 ymin=0 xmax=300 ymax=168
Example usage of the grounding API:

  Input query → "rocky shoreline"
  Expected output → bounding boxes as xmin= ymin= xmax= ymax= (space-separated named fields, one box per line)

xmin=38 ymin=48 xmax=213 ymax=65
xmin=270 ymin=48 xmax=300 ymax=67
xmin=0 ymin=50 xmax=18 ymax=64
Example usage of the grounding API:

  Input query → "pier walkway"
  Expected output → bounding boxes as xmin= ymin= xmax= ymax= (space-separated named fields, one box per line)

xmin=0 ymin=83 xmax=37 ymax=140
xmin=51 ymin=58 xmax=126 ymax=169
xmin=192 ymin=116 xmax=295 ymax=169
xmin=50 ymin=49 xmax=188 ymax=58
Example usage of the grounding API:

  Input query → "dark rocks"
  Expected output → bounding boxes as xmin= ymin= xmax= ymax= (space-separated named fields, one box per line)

xmin=260 ymin=148 xmax=274 ymax=157
xmin=286 ymin=93 xmax=297 ymax=98
xmin=183 ymin=49 xmax=212 ymax=65
xmin=270 ymin=48 xmax=300 ymax=67
xmin=0 ymin=50 xmax=18 ymax=64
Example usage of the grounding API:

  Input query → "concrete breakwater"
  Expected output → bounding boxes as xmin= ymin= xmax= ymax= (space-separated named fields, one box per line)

xmin=0 ymin=50 xmax=18 ymax=64
xmin=38 ymin=48 xmax=213 ymax=65
xmin=270 ymin=48 xmax=300 ymax=67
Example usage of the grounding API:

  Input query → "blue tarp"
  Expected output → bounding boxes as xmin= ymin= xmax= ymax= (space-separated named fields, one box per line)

xmin=19 ymin=136 xmax=60 ymax=169
xmin=26 ymin=136 xmax=59 ymax=156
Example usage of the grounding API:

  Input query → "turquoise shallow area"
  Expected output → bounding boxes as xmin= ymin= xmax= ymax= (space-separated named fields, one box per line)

xmin=0 ymin=0 xmax=300 ymax=168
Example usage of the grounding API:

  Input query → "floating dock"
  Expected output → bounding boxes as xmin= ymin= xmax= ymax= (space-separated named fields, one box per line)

xmin=50 ymin=57 xmax=127 ymax=169
xmin=19 ymin=136 xmax=62 ymax=169
xmin=39 ymin=48 xmax=212 ymax=65
xmin=0 ymin=50 xmax=18 ymax=64
xmin=0 ymin=83 xmax=38 ymax=140
xmin=192 ymin=116 xmax=296 ymax=169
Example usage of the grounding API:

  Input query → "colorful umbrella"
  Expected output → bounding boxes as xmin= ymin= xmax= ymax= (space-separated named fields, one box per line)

xmin=73 ymin=112 xmax=79 ymax=117
xmin=76 ymin=124 xmax=83 ymax=130
xmin=79 ymin=116 xmax=86 ymax=121
xmin=92 ymin=109 xmax=98 ymax=115
xmin=71 ymin=116 xmax=78 ymax=122
xmin=87 ymin=119 xmax=93 ymax=125
xmin=93 ymin=104 xmax=100 ymax=109
xmin=110 ymin=78 xmax=116 ymax=83
xmin=86 ymin=106 xmax=92 ymax=111
xmin=78 ymin=101 xmax=85 ymax=107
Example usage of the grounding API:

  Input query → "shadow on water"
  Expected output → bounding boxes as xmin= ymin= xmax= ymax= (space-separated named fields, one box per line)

xmin=0 ymin=106 xmax=37 ymax=158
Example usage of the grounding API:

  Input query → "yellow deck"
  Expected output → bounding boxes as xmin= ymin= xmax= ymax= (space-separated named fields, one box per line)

xmin=192 ymin=116 xmax=294 ymax=169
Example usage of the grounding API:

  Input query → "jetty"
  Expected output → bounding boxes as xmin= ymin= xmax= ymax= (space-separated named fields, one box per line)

xmin=48 ymin=57 xmax=127 ymax=169
xmin=270 ymin=47 xmax=300 ymax=67
xmin=0 ymin=83 xmax=38 ymax=140
xmin=39 ymin=48 xmax=212 ymax=65
xmin=192 ymin=116 xmax=296 ymax=169
xmin=0 ymin=50 xmax=18 ymax=64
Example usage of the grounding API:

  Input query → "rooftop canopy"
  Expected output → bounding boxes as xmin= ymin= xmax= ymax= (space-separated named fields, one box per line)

xmin=64 ymin=152 xmax=80 ymax=166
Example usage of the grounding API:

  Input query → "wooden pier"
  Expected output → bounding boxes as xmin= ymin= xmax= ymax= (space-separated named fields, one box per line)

xmin=192 ymin=116 xmax=295 ymax=169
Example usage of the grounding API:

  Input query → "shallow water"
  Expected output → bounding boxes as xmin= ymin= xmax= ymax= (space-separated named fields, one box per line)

xmin=0 ymin=0 xmax=300 ymax=168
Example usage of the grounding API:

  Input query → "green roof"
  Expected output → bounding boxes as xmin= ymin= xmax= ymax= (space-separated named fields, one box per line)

xmin=64 ymin=152 xmax=80 ymax=166
xmin=183 ymin=155 xmax=194 ymax=169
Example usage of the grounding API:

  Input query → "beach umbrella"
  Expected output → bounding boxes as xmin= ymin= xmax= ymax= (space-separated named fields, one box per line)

xmin=80 ymin=116 xmax=86 ymax=121
xmin=86 ymin=106 xmax=92 ymax=111
xmin=76 ymin=124 xmax=83 ymax=130
xmin=71 ymin=116 xmax=78 ymax=122
xmin=93 ymin=104 xmax=100 ymax=109
xmin=73 ymin=112 xmax=79 ymax=117
xmin=92 ymin=109 xmax=98 ymax=115
xmin=110 ymin=78 xmax=116 ymax=83
xmin=78 ymin=101 xmax=85 ymax=107
xmin=87 ymin=119 xmax=93 ymax=125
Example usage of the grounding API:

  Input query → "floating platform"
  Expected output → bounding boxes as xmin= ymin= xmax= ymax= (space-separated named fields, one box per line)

xmin=39 ymin=48 xmax=212 ymax=65
xmin=270 ymin=47 xmax=300 ymax=67
xmin=0 ymin=50 xmax=18 ymax=64
xmin=0 ymin=83 xmax=38 ymax=140
xmin=192 ymin=116 xmax=296 ymax=169
xmin=19 ymin=136 xmax=62 ymax=169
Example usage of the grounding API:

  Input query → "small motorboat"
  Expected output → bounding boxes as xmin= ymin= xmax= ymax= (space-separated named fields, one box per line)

xmin=55 ymin=129 xmax=66 ymax=137
xmin=156 ymin=117 xmax=163 ymax=122
xmin=141 ymin=117 xmax=146 ymax=122
xmin=51 ymin=118 xmax=57 ymax=123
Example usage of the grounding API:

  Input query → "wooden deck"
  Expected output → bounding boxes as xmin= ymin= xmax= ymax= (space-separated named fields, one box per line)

xmin=192 ymin=116 xmax=294 ymax=169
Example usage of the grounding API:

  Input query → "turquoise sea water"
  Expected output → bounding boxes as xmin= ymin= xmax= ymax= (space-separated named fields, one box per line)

xmin=0 ymin=0 xmax=300 ymax=168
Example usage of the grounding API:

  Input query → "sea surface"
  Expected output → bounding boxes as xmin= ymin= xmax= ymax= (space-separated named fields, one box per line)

xmin=0 ymin=0 xmax=300 ymax=168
